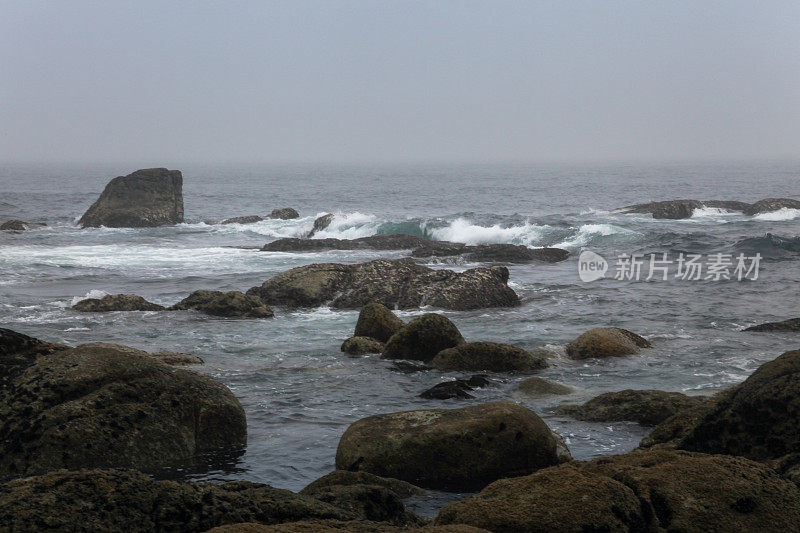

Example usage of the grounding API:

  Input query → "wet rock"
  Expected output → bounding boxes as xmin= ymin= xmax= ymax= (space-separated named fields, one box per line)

xmin=0 ymin=469 xmax=350 ymax=533
xmin=221 ymin=215 xmax=264 ymax=224
xmin=149 ymin=351 xmax=205 ymax=365
xmin=419 ymin=381 xmax=475 ymax=400
xmin=297 ymin=484 xmax=420 ymax=526
xmin=308 ymin=213 xmax=334 ymax=237
xmin=335 ymin=401 xmax=569 ymax=491
xmin=341 ymin=336 xmax=384 ymax=355
xmin=622 ymin=199 xmax=704 ymax=219
xmin=171 ymin=290 xmax=274 ymax=318
xmin=353 ymin=303 xmax=404 ymax=343
xmin=638 ymin=396 xmax=720 ymax=450
xmin=79 ymin=168 xmax=184 ymax=228
xmin=745 ymin=318 xmax=800 ymax=332
xmin=262 ymin=235 xmax=430 ymax=252
xmin=565 ymin=327 xmax=651 ymax=359
xmin=430 ymin=342 xmax=548 ymax=373
xmin=556 ymin=389 xmax=704 ymax=426
xmin=0 ymin=341 xmax=247 ymax=476
xmin=269 ymin=208 xmax=300 ymax=219
xmin=382 ymin=314 xmax=465 ymax=362
xmin=205 ymin=522 xmax=489 ymax=532
xmin=743 ymin=197 xmax=800 ymax=215
xmin=436 ymin=449 xmax=800 ymax=532
xmin=516 ymin=377 xmax=573 ymax=397
xmin=389 ymin=361 xmax=431 ymax=373
xmin=72 ymin=293 xmax=165 ymax=312
xmin=456 ymin=244 xmax=568 ymax=263
xmin=301 ymin=470 xmax=425 ymax=499
xmin=0 ymin=219 xmax=27 ymax=231
xmin=246 ymin=260 xmax=518 ymax=310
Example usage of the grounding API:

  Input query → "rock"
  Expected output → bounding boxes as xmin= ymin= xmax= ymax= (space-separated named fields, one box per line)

xmin=246 ymin=260 xmax=518 ymax=310
xmin=171 ymin=290 xmax=274 ymax=318
xmin=205 ymin=522 xmax=489 ymax=532
xmin=301 ymin=470 xmax=425 ymax=499
xmin=638 ymin=396 xmax=720 ymax=450
xmin=382 ymin=314 xmax=465 ymax=362
xmin=622 ymin=199 xmax=704 ymax=219
xmin=296 ymin=484 xmax=420 ymax=526
xmin=556 ymin=389 xmax=704 ymax=426
xmin=703 ymin=200 xmax=753 ymax=211
xmin=0 ymin=220 xmax=27 ymax=231
xmin=745 ymin=318 xmax=800 ymax=332
xmin=0 ymin=341 xmax=246 ymax=476
xmin=419 ymin=381 xmax=475 ymax=400
xmin=149 ymin=351 xmax=204 ymax=365
xmin=516 ymin=377 xmax=573 ymax=397
xmin=0 ymin=469 xmax=351 ymax=533
xmin=353 ymin=303 xmax=404 ymax=343
xmin=269 ymin=208 xmax=300 ymax=219
xmin=335 ymin=401 xmax=568 ymax=491
xmin=389 ymin=361 xmax=431 ymax=373
xmin=72 ymin=293 xmax=165 ymax=312
xmin=0 ymin=328 xmax=69 ymax=359
xmin=743 ymin=197 xmax=800 ymax=215
xmin=436 ymin=449 xmax=800 ymax=532
xmin=262 ymin=235 xmax=430 ymax=252
xmin=308 ymin=213 xmax=334 ymax=237
xmin=565 ymin=327 xmax=651 ymax=359
xmin=341 ymin=337 xmax=384 ymax=355
xmin=79 ymin=168 xmax=184 ymax=228
xmin=461 ymin=244 xmax=569 ymax=263
xmin=430 ymin=342 xmax=548 ymax=373
xmin=221 ymin=215 xmax=264 ymax=224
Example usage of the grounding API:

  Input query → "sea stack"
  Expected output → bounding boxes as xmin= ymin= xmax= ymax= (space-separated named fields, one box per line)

xmin=79 ymin=168 xmax=184 ymax=228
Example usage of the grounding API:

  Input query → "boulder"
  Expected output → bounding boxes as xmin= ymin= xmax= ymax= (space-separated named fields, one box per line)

xmin=436 ymin=449 xmax=800 ymax=532
xmin=79 ymin=168 xmax=184 ymax=228
xmin=246 ymin=260 xmax=518 ymax=310
xmin=743 ymin=198 xmax=800 ymax=215
xmin=460 ymin=244 xmax=569 ymax=263
xmin=565 ymin=327 xmax=651 ymax=359
xmin=297 ymin=484 xmax=420 ymax=527
xmin=639 ymin=396 xmax=720 ymax=450
xmin=72 ymin=293 xmax=165 ymax=312
xmin=556 ymin=389 xmax=704 ymax=426
xmin=430 ymin=342 xmax=548 ymax=373
xmin=0 ymin=219 xmax=27 ymax=231
xmin=308 ymin=213 xmax=334 ymax=237
xmin=419 ymin=377 xmax=489 ymax=400
xmin=205 ymin=522 xmax=489 ymax=532
xmin=622 ymin=199 xmax=704 ymax=219
xmin=335 ymin=401 xmax=568 ymax=491
xmin=171 ymin=290 xmax=274 ymax=318
xmin=0 ymin=340 xmax=246 ymax=476
xmin=221 ymin=215 xmax=264 ymax=225
xmin=353 ymin=303 xmax=404 ymax=343
xmin=269 ymin=208 xmax=300 ymax=219
xmin=516 ymin=377 xmax=573 ymax=397
xmin=0 ymin=469 xmax=350 ymax=533
xmin=262 ymin=235 xmax=429 ymax=252
xmin=149 ymin=351 xmax=205 ymax=365
xmin=341 ymin=337 xmax=384 ymax=355
xmin=300 ymin=471 xmax=425 ymax=499
xmin=745 ymin=318 xmax=800 ymax=332
xmin=382 ymin=314 xmax=465 ymax=362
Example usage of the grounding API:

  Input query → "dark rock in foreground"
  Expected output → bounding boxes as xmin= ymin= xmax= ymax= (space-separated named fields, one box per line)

xmin=430 ymin=342 xmax=548 ymax=373
xmin=353 ymin=303 xmax=404 ymax=343
xmin=335 ymin=401 xmax=569 ymax=491
xmin=435 ymin=449 xmax=800 ymax=532
xmin=79 ymin=168 xmax=184 ymax=228
xmin=308 ymin=213 xmax=334 ymax=237
xmin=301 ymin=470 xmax=425 ymax=499
xmin=745 ymin=318 xmax=800 ymax=332
xmin=0 ymin=220 xmax=27 ymax=231
xmin=221 ymin=215 xmax=264 ymax=224
xmin=72 ymin=293 xmax=165 ymax=312
xmin=246 ymin=260 xmax=519 ymax=310
xmin=269 ymin=207 xmax=300 ymax=219
xmin=206 ymin=521 xmax=488 ymax=532
xmin=170 ymin=290 xmax=274 ymax=318
xmin=341 ymin=336 xmax=384 ymax=355
xmin=0 ymin=337 xmax=246 ymax=476
xmin=382 ymin=314 xmax=465 ymax=362
xmin=566 ymin=327 xmax=651 ymax=359
xmin=556 ymin=389 xmax=704 ymax=426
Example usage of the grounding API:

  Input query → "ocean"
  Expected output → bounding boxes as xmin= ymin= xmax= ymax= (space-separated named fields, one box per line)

xmin=1 ymin=160 xmax=798 ymax=509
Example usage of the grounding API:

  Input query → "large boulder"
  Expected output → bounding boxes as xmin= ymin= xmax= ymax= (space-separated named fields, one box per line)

xmin=556 ymin=389 xmax=704 ymax=426
xmin=0 ymin=339 xmax=247 ymax=476
xmin=246 ymin=260 xmax=519 ymax=310
xmin=335 ymin=401 xmax=568 ymax=491
xmin=745 ymin=318 xmax=800 ymax=332
xmin=382 ymin=314 xmax=465 ymax=362
xmin=0 ymin=469 xmax=350 ymax=533
xmin=353 ymin=303 xmax=404 ymax=342
xmin=79 ymin=168 xmax=184 ymax=228
xmin=0 ymin=219 xmax=27 ymax=231
xmin=308 ymin=213 xmax=334 ymax=237
xmin=72 ymin=293 xmax=165 ymax=312
xmin=341 ymin=336 xmax=384 ymax=355
xmin=221 ymin=215 xmax=263 ymax=225
xmin=430 ymin=342 xmax=547 ymax=373
xmin=565 ymin=327 xmax=651 ymax=359
xmin=170 ymin=290 xmax=274 ymax=318
xmin=436 ymin=449 xmax=800 ymax=532
xmin=269 ymin=208 xmax=300 ymax=219
xmin=743 ymin=197 xmax=800 ymax=215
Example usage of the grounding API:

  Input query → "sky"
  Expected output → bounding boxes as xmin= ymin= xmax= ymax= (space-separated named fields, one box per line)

xmin=1 ymin=1 xmax=798 ymax=164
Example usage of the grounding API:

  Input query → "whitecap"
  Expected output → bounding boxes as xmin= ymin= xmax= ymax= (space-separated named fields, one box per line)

xmin=753 ymin=208 xmax=800 ymax=221
xmin=427 ymin=217 xmax=550 ymax=246
xmin=310 ymin=211 xmax=381 ymax=239
xmin=71 ymin=289 xmax=109 ymax=306
xmin=555 ymin=223 xmax=636 ymax=249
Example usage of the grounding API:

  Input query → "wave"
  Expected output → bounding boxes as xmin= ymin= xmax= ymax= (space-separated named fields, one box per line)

xmin=71 ymin=289 xmax=108 ymax=307
xmin=310 ymin=212 xmax=381 ymax=239
xmin=753 ymin=208 xmax=800 ymax=221
xmin=689 ymin=207 xmax=741 ymax=221
xmin=426 ymin=217 xmax=550 ymax=246
xmin=736 ymin=234 xmax=800 ymax=258
xmin=554 ymin=223 xmax=637 ymax=248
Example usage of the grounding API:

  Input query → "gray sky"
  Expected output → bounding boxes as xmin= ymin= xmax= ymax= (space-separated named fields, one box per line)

xmin=1 ymin=1 xmax=798 ymax=164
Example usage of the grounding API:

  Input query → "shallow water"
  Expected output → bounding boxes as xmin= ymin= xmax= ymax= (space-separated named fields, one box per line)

xmin=1 ymin=161 xmax=799 ymax=504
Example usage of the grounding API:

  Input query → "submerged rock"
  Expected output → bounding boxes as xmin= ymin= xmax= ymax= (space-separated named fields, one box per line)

xmin=516 ymin=377 xmax=573 ymax=397
xmin=556 ymin=389 xmax=704 ymax=426
xmin=269 ymin=207 xmax=300 ymax=219
xmin=246 ymin=260 xmax=519 ymax=310
xmin=335 ymin=401 xmax=568 ymax=491
xmin=430 ymin=342 xmax=548 ymax=373
xmin=353 ymin=302 xmax=404 ymax=342
xmin=436 ymin=449 xmax=800 ymax=532
xmin=382 ymin=314 xmax=465 ymax=362
xmin=221 ymin=215 xmax=264 ymax=224
xmin=566 ymin=327 xmax=651 ymax=359
xmin=308 ymin=213 xmax=334 ymax=237
xmin=0 ymin=219 xmax=27 ymax=231
xmin=745 ymin=318 xmax=800 ymax=332
xmin=72 ymin=293 xmax=165 ymax=312
xmin=341 ymin=336 xmax=384 ymax=355
xmin=170 ymin=290 xmax=274 ymax=318
xmin=79 ymin=168 xmax=184 ymax=228
xmin=419 ymin=377 xmax=490 ymax=400
xmin=0 ymin=339 xmax=247 ymax=476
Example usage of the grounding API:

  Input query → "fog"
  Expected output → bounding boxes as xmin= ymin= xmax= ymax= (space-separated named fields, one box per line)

xmin=1 ymin=1 xmax=798 ymax=164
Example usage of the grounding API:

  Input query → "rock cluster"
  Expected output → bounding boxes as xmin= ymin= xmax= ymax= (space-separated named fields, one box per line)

xmin=620 ymin=197 xmax=800 ymax=219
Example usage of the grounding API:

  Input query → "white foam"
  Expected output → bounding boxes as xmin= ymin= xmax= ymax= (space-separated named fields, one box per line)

xmin=427 ymin=217 xmax=549 ymax=246
xmin=555 ymin=223 xmax=634 ymax=248
xmin=753 ymin=208 xmax=800 ymax=221
xmin=70 ymin=289 xmax=109 ymax=306
xmin=310 ymin=212 xmax=381 ymax=239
